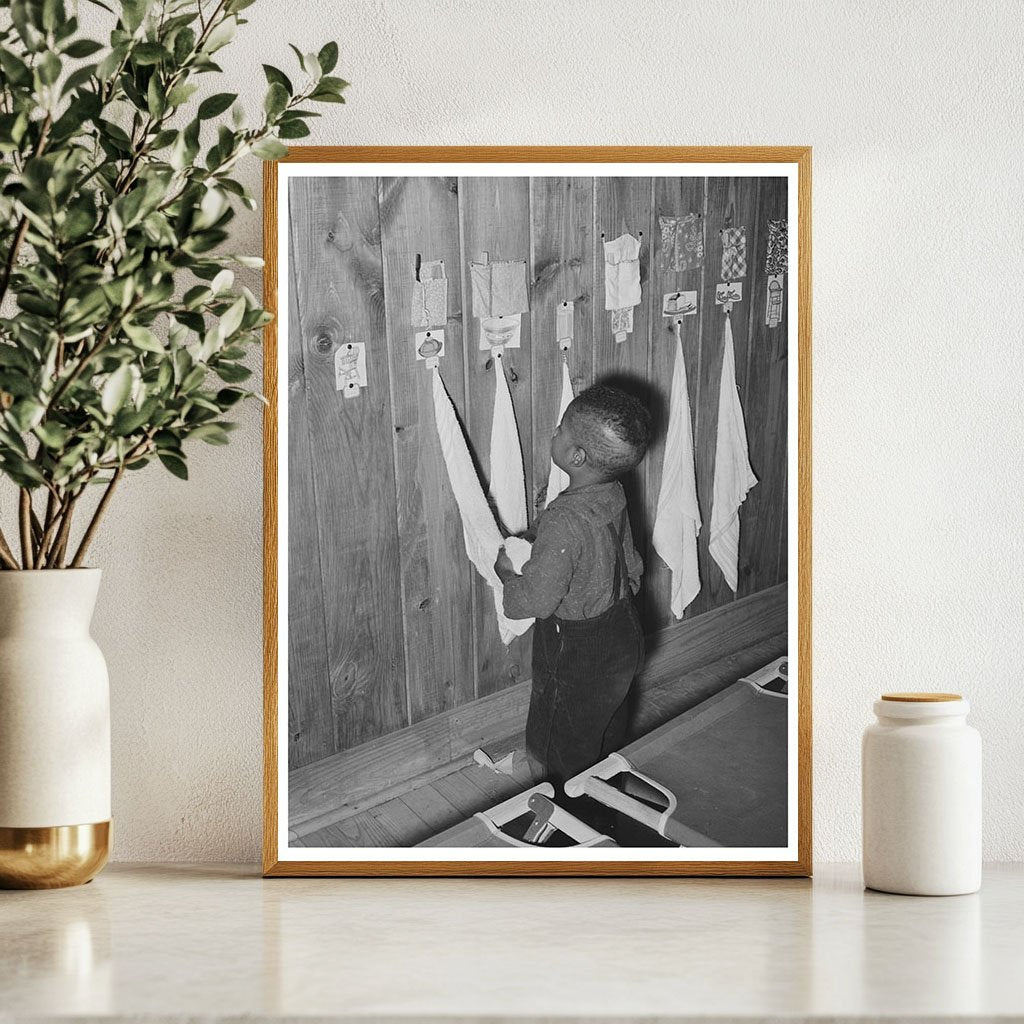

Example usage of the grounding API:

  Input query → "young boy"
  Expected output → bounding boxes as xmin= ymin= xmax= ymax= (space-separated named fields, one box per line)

xmin=494 ymin=384 xmax=652 ymax=787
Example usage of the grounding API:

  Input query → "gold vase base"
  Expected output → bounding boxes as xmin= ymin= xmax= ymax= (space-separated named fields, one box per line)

xmin=0 ymin=821 xmax=110 ymax=889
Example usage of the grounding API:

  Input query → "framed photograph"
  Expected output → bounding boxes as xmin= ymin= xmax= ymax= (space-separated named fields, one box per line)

xmin=263 ymin=147 xmax=811 ymax=876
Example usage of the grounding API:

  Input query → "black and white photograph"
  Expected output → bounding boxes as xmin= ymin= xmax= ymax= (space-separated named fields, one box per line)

xmin=266 ymin=150 xmax=810 ymax=873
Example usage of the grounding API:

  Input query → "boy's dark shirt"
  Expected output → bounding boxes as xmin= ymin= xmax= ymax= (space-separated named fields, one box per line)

xmin=502 ymin=480 xmax=642 ymax=621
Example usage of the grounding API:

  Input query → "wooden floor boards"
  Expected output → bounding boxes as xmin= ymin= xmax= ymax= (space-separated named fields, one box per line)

xmin=292 ymin=624 xmax=788 ymax=850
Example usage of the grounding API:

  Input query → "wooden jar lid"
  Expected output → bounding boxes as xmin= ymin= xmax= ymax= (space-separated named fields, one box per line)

xmin=881 ymin=692 xmax=962 ymax=702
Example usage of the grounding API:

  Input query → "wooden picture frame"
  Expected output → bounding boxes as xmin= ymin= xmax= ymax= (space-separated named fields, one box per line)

xmin=263 ymin=147 xmax=812 ymax=876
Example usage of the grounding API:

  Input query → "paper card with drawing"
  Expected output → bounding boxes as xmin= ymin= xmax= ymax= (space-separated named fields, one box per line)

xmin=479 ymin=313 xmax=522 ymax=351
xmin=662 ymin=290 xmax=697 ymax=317
xmin=715 ymin=281 xmax=743 ymax=305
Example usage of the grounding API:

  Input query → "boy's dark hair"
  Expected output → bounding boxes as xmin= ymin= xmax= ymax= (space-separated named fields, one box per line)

xmin=568 ymin=384 xmax=652 ymax=477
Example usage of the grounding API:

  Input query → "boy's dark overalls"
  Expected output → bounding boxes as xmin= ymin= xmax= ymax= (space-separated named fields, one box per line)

xmin=525 ymin=507 xmax=645 ymax=786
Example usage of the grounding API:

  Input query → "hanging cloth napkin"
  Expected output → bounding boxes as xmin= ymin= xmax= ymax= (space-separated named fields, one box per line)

xmin=410 ymin=259 xmax=448 ymax=328
xmin=488 ymin=355 xmax=528 ymax=536
xmin=709 ymin=314 xmax=758 ymax=592
xmin=652 ymin=329 xmax=702 ymax=617
xmin=659 ymin=213 xmax=704 ymax=272
xmin=545 ymin=359 xmax=575 ymax=507
xmin=603 ymin=232 xmax=642 ymax=310
xmin=765 ymin=219 xmax=788 ymax=275
xmin=720 ymin=226 xmax=747 ymax=281
xmin=431 ymin=370 xmax=533 ymax=645
xmin=470 ymin=259 xmax=529 ymax=318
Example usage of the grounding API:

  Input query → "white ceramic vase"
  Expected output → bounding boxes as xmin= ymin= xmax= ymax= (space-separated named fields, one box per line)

xmin=0 ymin=569 xmax=111 ymax=888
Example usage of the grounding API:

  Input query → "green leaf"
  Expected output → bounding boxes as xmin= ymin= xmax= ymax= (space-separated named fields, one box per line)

xmin=9 ymin=399 xmax=45 ymax=432
xmin=154 ymin=429 xmax=181 ymax=454
xmin=318 ymin=41 xmax=339 ymax=75
xmin=214 ymin=362 xmax=251 ymax=383
xmin=96 ymin=43 xmax=127 ymax=80
xmin=17 ymin=292 xmax=58 ymax=317
xmin=101 ymin=365 xmax=133 ymax=414
xmin=112 ymin=405 xmax=152 ymax=435
xmin=262 ymin=64 xmax=292 ymax=94
xmin=217 ymin=296 xmax=246 ymax=340
xmin=318 ymin=76 xmax=349 ymax=93
xmin=182 ymin=284 xmax=212 ymax=309
xmin=299 ymin=51 xmax=321 ymax=80
xmin=121 ymin=0 xmax=151 ymax=33
xmin=309 ymin=88 xmax=346 ymax=104
xmin=203 ymin=16 xmax=236 ymax=53
xmin=123 ymin=322 xmax=164 ymax=353
xmin=1 ymin=456 xmax=46 ymax=487
xmin=0 ymin=367 xmax=38 ymax=399
xmin=189 ymin=422 xmax=230 ymax=445
xmin=63 ymin=38 xmax=104 ymax=58
xmin=10 ymin=1 xmax=44 ymax=51
xmin=113 ymin=187 xmax=147 ymax=228
xmin=264 ymin=81 xmax=289 ymax=117
xmin=198 ymin=91 xmax=237 ymax=119
xmin=216 ymin=388 xmax=247 ymax=408
xmin=181 ymin=365 xmax=206 ymax=391
xmin=98 ymin=118 xmax=132 ymax=148
xmin=0 ymin=50 xmax=33 ymax=86
xmin=132 ymin=42 xmax=168 ymax=66
xmin=150 ymin=128 xmax=177 ymax=149
xmin=0 ymin=346 xmax=30 ymax=371
xmin=102 ymin=277 xmax=134 ymax=309
xmin=196 ymin=187 xmax=227 ymax=228
xmin=156 ymin=360 xmax=173 ymax=391
xmin=61 ymin=63 xmax=97 ymax=96
xmin=251 ymin=138 xmax=287 ymax=160
xmin=0 ymin=422 xmax=30 ymax=456
xmin=277 ymin=120 xmax=310 ymax=140
xmin=158 ymin=452 xmax=188 ymax=479
xmin=173 ymin=27 xmax=196 ymax=65
xmin=166 ymin=82 xmax=199 ymax=107
xmin=38 ymin=51 xmax=62 ymax=86
xmin=34 ymin=421 xmax=70 ymax=449
xmin=210 ymin=268 xmax=233 ymax=294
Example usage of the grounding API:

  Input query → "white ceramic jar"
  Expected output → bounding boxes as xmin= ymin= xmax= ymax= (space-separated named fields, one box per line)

xmin=862 ymin=693 xmax=981 ymax=895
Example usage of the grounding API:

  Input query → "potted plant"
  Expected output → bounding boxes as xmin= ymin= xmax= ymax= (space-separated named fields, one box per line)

xmin=0 ymin=0 xmax=345 ymax=887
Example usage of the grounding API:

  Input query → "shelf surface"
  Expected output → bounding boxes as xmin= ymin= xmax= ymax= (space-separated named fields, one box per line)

xmin=2 ymin=862 xmax=1022 ymax=1021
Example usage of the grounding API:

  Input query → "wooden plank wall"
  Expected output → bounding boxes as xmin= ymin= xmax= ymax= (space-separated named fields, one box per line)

xmin=287 ymin=175 xmax=789 ymax=768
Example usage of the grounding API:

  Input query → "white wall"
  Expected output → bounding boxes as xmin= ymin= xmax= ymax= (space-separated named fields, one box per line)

xmin=69 ymin=0 xmax=1024 ymax=862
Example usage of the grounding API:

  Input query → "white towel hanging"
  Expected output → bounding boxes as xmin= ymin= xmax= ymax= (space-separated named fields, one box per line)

xmin=652 ymin=327 xmax=702 ymax=617
xmin=545 ymin=359 xmax=575 ymax=507
xmin=488 ymin=354 xmax=528 ymax=536
xmin=431 ymin=369 xmax=533 ymax=645
xmin=709 ymin=314 xmax=758 ymax=592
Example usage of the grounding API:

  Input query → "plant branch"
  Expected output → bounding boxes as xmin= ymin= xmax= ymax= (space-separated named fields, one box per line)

xmin=29 ymin=506 xmax=43 ymax=544
xmin=18 ymin=489 xmax=34 ymax=569
xmin=45 ymin=491 xmax=79 ymax=569
xmin=70 ymin=464 xmax=124 ymax=568
xmin=35 ymin=486 xmax=66 ymax=565
xmin=0 ymin=526 xmax=19 ymax=570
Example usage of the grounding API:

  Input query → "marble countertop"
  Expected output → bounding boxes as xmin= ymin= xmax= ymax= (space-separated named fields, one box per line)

xmin=2 ymin=862 xmax=1022 ymax=1021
